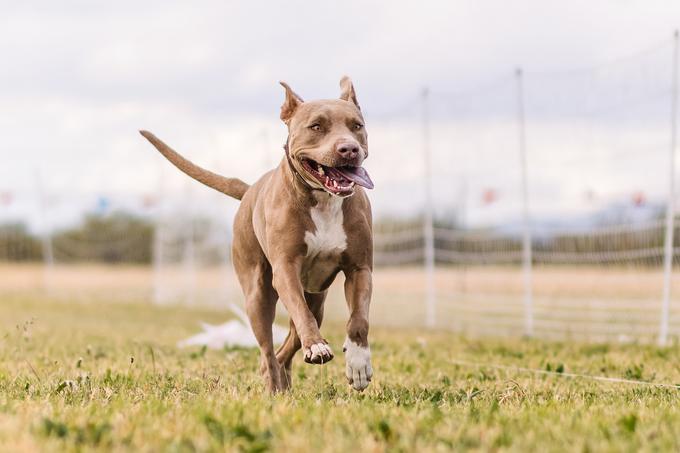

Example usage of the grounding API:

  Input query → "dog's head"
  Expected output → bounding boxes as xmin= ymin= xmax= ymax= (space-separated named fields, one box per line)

xmin=280 ymin=76 xmax=373 ymax=197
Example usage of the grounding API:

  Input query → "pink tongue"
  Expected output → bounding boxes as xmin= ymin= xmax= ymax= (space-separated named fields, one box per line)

xmin=335 ymin=166 xmax=374 ymax=189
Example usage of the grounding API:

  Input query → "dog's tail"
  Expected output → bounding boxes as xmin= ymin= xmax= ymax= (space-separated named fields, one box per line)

xmin=140 ymin=130 xmax=249 ymax=201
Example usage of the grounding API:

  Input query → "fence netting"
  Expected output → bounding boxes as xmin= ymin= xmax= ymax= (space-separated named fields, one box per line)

xmin=1 ymin=34 xmax=679 ymax=343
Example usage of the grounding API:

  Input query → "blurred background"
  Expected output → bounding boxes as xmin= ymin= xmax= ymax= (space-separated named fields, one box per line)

xmin=2 ymin=1 xmax=680 ymax=343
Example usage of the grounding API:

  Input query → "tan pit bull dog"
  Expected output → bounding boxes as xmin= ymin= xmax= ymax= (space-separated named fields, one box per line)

xmin=140 ymin=76 xmax=374 ymax=393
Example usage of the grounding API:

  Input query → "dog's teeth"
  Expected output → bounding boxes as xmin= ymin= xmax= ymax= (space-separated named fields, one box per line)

xmin=350 ymin=182 xmax=355 ymax=187
xmin=318 ymin=166 xmax=324 ymax=175
xmin=325 ymin=176 xmax=330 ymax=185
xmin=333 ymin=180 xmax=338 ymax=188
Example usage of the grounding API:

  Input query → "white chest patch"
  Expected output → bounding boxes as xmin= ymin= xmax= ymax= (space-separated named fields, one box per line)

xmin=304 ymin=196 xmax=347 ymax=257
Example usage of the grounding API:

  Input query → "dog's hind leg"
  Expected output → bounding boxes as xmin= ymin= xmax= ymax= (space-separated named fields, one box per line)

xmin=275 ymin=320 xmax=300 ymax=390
xmin=240 ymin=264 xmax=283 ymax=393
xmin=276 ymin=291 xmax=327 ymax=389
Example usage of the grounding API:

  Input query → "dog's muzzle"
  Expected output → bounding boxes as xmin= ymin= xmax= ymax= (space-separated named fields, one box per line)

xmin=301 ymin=158 xmax=374 ymax=196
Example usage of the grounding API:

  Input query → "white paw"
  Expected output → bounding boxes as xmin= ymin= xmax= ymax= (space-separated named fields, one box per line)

xmin=343 ymin=337 xmax=373 ymax=391
xmin=303 ymin=342 xmax=334 ymax=364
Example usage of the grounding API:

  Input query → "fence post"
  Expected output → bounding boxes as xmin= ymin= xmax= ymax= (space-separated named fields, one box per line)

xmin=183 ymin=183 xmax=197 ymax=305
xmin=422 ymin=87 xmax=436 ymax=327
xmin=516 ymin=68 xmax=534 ymax=337
xmin=35 ymin=169 xmax=54 ymax=294
xmin=660 ymin=30 xmax=679 ymax=346
xmin=152 ymin=215 xmax=165 ymax=304
xmin=152 ymin=164 xmax=166 ymax=304
xmin=152 ymin=219 xmax=164 ymax=304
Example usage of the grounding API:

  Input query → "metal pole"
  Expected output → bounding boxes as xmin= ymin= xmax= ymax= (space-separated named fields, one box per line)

xmin=660 ymin=30 xmax=679 ymax=346
xmin=211 ymin=160 xmax=233 ymax=305
xmin=35 ymin=169 xmax=54 ymax=294
xmin=152 ymin=164 xmax=165 ymax=304
xmin=152 ymin=219 xmax=164 ymax=304
xmin=459 ymin=175 xmax=468 ymax=295
xmin=516 ymin=68 xmax=534 ymax=337
xmin=184 ymin=183 xmax=196 ymax=305
xmin=422 ymin=87 xmax=436 ymax=327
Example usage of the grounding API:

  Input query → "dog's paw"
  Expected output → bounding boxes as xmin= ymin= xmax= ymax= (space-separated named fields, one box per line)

xmin=303 ymin=342 xmax=334 ymax=364
xmin=343 ymin=337 xmax=373 ymax=391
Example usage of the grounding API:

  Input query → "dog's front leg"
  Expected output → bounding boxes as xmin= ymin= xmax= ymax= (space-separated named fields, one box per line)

xmin=272 ymin=260 xmax=334 ymax=364
xmin=343 ymin=267 xmax=373 ymax=391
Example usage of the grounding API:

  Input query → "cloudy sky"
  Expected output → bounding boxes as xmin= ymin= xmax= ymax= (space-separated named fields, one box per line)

xmin=1 ymin=1 xmax=679 ymax=230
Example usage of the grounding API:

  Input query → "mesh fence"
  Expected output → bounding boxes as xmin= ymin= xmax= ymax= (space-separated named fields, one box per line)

xmin=1 ymin=33 xmax=679 ymax=343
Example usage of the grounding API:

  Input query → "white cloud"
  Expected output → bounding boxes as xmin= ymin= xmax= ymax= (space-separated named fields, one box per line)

xmin=1 ymin=0 xmax=679 ymax=229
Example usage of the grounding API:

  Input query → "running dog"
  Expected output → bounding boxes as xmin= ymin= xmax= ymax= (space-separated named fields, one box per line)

xmin=140 ymin=76 xmax=374 ymax=392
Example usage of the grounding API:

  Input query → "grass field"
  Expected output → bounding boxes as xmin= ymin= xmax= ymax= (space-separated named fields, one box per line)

xmin=3 ymin=292 xmax=680 ymax=452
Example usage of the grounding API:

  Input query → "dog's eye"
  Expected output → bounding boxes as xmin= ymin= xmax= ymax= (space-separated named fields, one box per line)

xmin=309 ymin=124 xmax=322 ymax=131
xmin=354 ymin=123 xmax=364 ymax=130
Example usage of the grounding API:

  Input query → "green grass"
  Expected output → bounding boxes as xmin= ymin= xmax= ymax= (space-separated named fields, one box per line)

xmin=2 ymin=294 xmax=680 ymax=452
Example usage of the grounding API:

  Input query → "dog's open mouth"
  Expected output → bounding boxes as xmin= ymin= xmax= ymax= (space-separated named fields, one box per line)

xmin=301 ymin=159 xmax=374 ymax=195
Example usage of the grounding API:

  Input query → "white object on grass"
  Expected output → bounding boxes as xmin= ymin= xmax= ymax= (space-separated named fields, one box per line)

xmin=178 ymin=302 xmax=288 ymax=349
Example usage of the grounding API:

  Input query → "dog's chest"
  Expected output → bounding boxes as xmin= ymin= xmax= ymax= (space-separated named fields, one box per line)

xmin=301 ymin=196 xmax=346 ymax=292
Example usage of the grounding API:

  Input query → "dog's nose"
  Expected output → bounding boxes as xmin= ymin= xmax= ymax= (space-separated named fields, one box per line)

xmin=337 ymin=143 xmax=360 ymax=158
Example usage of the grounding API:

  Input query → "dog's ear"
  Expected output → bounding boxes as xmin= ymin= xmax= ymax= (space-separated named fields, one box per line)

xmin=339 ymin=76 xmax=360 ymax=110
xmin=279 ymin=81 xmax=304 ymax=124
